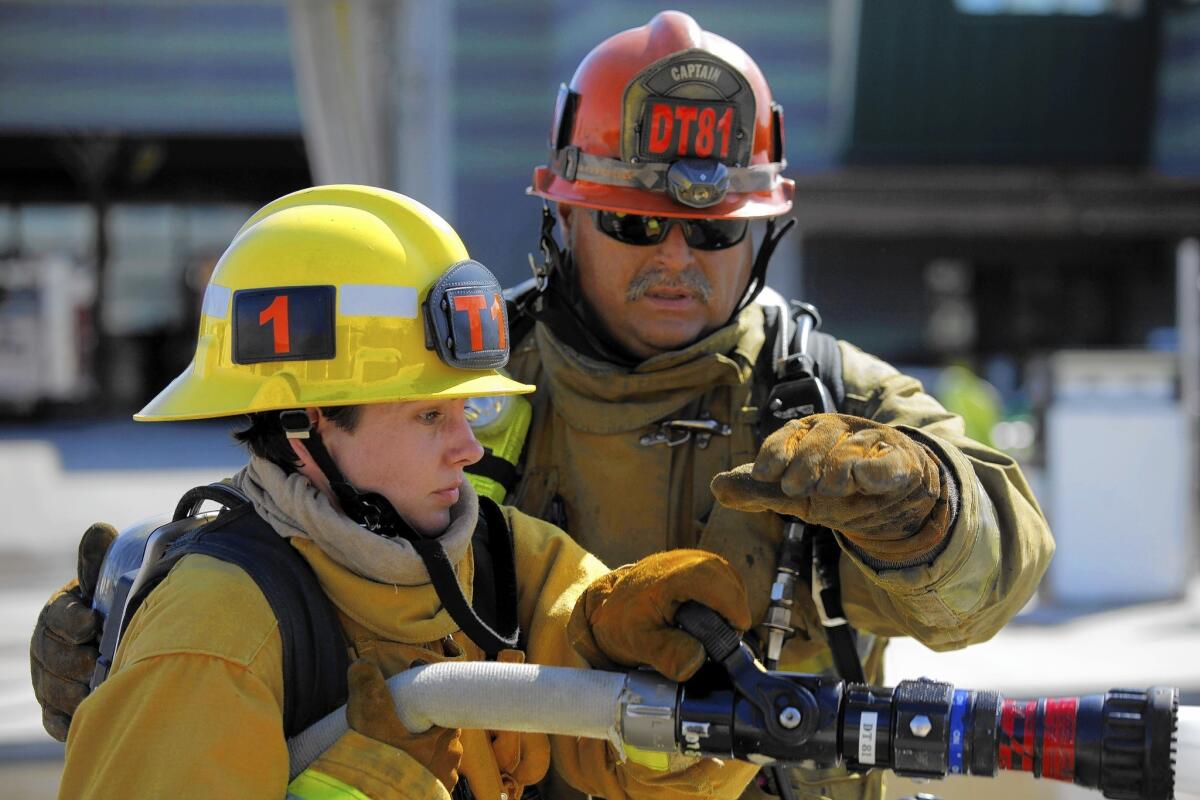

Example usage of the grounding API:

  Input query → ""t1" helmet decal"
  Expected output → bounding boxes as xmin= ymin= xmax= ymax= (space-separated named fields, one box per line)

xmin=424 ymin=260 xmax=512 ymax=370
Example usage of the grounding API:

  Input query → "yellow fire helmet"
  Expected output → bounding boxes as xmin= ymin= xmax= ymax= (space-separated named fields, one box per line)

xmin=136 ymin=185 xmax=533 ymax=422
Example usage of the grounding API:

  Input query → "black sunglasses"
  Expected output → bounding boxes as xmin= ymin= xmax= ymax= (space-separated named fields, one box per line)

xmin=590 ymin=210 xmax=749 ymax=251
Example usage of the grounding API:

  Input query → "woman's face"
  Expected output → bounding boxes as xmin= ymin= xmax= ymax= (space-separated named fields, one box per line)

xmin=302 ymin=398 xmax=484 ymax=536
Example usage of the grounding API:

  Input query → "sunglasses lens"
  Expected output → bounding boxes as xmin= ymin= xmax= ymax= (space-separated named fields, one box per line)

xmin=683 ymin=218 xmax=748 ymax=250
xmin=593 ymin=211 xmax=749 ymax=251
xmin=593 ymin=211 xmax=665 ymax=245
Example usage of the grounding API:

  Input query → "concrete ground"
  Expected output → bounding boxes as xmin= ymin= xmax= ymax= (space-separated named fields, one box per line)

xmin=1 ymin=418 xmax=1196 ymax=799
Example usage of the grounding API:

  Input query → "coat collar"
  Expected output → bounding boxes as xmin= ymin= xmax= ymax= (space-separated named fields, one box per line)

xmin=534 ymin=304 xmax=767 ymax=434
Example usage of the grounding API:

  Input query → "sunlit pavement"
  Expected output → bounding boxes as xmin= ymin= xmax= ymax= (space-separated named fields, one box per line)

xmin=0 ymin=418 xmax=1196 ymax=799
xmin=887 ymin=580 xmax=1200 ymax=700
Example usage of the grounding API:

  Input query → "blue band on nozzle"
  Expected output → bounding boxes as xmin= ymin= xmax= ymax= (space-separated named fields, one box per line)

xmin=949 ymin=689 xmax=970 ymax=774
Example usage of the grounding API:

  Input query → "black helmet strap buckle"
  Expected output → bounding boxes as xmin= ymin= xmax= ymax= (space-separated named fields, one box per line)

xmin=526 ymin=201 xmax=562 ymax=297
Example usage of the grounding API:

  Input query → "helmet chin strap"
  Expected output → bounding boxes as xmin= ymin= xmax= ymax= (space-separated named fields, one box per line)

xmin=279 ymin=410 xmax=403 ymax=534
xmin=730 ymin=215 xmax=797 ymax=319
xmin=518 ymin=202 xmax=645 ymax=366
xmin=277 ymin=410 xmax=520 ymax=655
xmin=520 ymin=204 xmax=799 ymax=361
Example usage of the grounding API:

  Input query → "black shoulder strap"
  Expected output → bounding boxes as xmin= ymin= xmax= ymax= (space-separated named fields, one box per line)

xmin=467 ymin=452 xmax=521 ymax=497
xmin=123 ymin=502 xmax=349 ymax=738
xmin=757 ymin=300 xmax=865 ymax=684
xmin=756 ymin=302 xmax=844 ymax=439
xmin=803 ymin=329 xmax=845 ymax=412
xmin=471 ymin=497 xmax=523 ymax=651
xmin=753 ymin=302 xmax=786 ymax=391
xmin=503 ymin=279 xmax=539 ymax=351
xmin=409 ymin=496 xmax=521 ymax=657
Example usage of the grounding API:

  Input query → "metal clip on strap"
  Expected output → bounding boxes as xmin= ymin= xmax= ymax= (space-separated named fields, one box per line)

xmin=811 ymin=559 xmax=848 ymax=628
xmin=172 ymin=483 xmax=249 ymax=522
xmin=809 ymin=531 xmax=866 ymax=684
xmin=639 ymin=418 xmax=732 ymax=449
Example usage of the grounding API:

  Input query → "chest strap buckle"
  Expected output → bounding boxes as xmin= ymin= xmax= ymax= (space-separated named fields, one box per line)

xmin=639 ymin=418 xmax=732 ymax=449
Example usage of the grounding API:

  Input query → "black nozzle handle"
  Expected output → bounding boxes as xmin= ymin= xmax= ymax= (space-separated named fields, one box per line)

xmin=675 ymin=601 xmax=743 ymax=662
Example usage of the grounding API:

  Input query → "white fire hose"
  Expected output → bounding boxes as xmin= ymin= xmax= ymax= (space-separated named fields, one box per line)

xmin=287 ymin=662 xmax=674 ymax=781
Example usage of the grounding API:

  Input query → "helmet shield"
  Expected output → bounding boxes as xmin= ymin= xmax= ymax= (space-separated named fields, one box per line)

xmin=622 ymin=50 xmax=755 ymax=168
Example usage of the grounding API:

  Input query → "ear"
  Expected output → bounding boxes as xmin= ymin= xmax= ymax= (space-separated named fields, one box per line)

xmin=557 ymin=203 xmax=576 ymax=240
xmin=286 ymin=408 xmax=322 ymax=467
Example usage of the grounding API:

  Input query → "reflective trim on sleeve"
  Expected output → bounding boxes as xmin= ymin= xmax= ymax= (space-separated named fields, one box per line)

xmin=287 ymin=768 xmax=374 ymax=800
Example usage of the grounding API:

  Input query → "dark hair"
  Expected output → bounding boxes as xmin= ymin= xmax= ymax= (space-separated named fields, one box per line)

xmin=232 ymin=405 xmax=363 ymax=474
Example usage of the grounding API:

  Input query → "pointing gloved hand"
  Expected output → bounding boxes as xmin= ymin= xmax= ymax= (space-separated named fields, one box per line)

xmin=568 ymin=549 xmax=751 ymax=682
xmin=30 ymin=522 xmax=116 ymax=742
xmin=346 ymin=659 xmax=464 ymax=790
xmin=711 ymin=413 xmax=955 ymax=565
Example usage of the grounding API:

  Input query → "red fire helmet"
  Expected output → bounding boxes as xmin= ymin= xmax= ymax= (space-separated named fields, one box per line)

xmin=530 ymin=11 xmax=793 ymax=220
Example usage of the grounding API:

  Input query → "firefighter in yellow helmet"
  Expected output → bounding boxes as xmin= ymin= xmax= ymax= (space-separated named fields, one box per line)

xmin=55 ymin=185 xmax=759 ymax=800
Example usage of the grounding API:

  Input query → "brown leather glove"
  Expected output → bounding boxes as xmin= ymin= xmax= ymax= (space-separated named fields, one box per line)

xmin=346 ymin=659 xmax=464 ymax=790
xmin=568 ymin=549 xmax=752 ymax=682
xmin=711 ymin=414 xmax=954 ymax=565
xmin=30 ymin=522 xmax=116 ymax=741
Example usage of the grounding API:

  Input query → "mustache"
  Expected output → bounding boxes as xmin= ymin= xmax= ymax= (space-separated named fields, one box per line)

xmin=626 ymin=268 xmax=713 ymax=302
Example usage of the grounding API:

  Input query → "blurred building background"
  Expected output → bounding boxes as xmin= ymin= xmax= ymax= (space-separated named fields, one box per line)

xmin=1 ymin=1 xmax=1199 ymax=798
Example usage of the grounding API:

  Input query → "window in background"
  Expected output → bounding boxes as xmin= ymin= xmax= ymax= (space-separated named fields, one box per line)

xmin=954 ymin=0 xmax=1145 ymax=17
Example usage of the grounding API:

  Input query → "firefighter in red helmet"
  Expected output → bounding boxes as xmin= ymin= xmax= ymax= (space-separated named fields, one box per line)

xmin=513 ymin=13 xmax=1053 ymax=797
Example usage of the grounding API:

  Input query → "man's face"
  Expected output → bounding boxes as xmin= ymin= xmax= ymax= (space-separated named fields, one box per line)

xmin=306 ymin=399 xmax=484 ymax=536
xmin=560 ymin=203 xmax=754 ymax=360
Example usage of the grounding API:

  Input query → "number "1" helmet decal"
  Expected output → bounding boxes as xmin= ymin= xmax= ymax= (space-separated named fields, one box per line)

xmin=232 ymin=286 xmax=336 ymax=365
